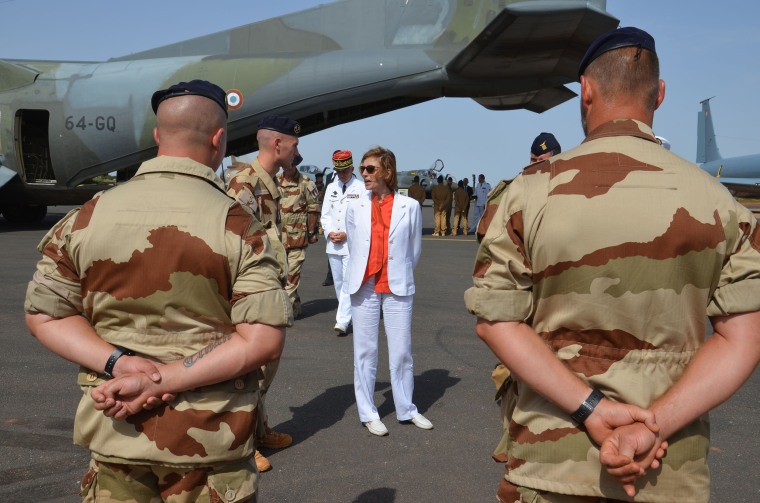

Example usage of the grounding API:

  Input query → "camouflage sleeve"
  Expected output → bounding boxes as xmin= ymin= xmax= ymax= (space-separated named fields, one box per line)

xmin=304 ymin=179 xmax=320 ymax=213
xmin=464 ymin=175 xmax=534 ymax=322
xmin=707 ymin=203 xmax=760 ymax=316
xmin=225 ymin=205 xmax=293 ymax=327
xmin=476 ymin=179 xmax=512 ymax=242
xmin=24 ymin=208 xmax=84 ymax=317
xmin=226 ymin=171 xmax=259 ymax=218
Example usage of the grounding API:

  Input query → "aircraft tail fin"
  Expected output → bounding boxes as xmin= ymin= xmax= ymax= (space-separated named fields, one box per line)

xmin=697 ymin=97 xmax=722 ymax=163
xmin=0 ymin=59 xmax=39 ymax=91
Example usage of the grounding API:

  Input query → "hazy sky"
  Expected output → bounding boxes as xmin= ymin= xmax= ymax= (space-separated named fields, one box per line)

xmin=2 ymin=0 xmax=759 ymax=184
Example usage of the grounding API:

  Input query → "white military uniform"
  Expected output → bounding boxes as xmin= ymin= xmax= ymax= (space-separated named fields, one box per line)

xmin=320 ymin=175 xmax=365 ymax=327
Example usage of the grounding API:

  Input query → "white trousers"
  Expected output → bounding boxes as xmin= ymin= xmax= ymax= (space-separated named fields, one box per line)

xmin=351 ymin=279 xmax=419 ymax=422
xmin=328 ymin=253 xmax=352 ymax=325
xmin=470 ymin=204 xmax=485 ymax=232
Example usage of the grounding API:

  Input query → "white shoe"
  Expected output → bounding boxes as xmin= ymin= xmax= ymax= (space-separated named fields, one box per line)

xmin=334 ymin=322 xmax=348 ymax=335
xmin=410 ymin=414 xmax=433 ymax=430
xmin=364 ymin=419 xmax=389 ymax=436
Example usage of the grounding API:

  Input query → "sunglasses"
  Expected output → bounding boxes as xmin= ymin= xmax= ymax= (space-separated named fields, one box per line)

xmin=359 ymin=165 xmax=378 ymax=174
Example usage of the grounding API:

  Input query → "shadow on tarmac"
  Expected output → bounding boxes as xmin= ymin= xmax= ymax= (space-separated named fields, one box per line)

xmin=266 ymin=368 xmax=459 ymax=451
xmin=353 ymin=487 xmax=396 ymax=503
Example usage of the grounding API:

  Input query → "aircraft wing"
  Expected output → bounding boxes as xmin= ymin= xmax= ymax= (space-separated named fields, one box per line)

xmin=472 ymin=85 xmax=577 ymax=113
xmin=0 ymin=59 xmax=39 ymax=91
xmin=712 ymin=178 xmax=760 ymax=197
xmin=446 ymin=1 xmax=619 ymax=112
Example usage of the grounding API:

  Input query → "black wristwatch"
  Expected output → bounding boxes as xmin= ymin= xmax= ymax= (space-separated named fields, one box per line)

xmin=570 ymin=387 xmax=605 ymax=424
xmin=103 ymin=346 xmax=135 ymax=379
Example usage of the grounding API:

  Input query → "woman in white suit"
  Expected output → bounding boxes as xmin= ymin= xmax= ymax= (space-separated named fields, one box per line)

xmin=345 ymin=146 xmax=433 ymax=436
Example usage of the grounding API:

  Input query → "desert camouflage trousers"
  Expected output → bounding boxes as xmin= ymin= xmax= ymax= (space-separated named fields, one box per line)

xmin=285 ymin=247 xmax=306 ymax=318
xmin=80 ymin=457 xmax=257 ymax=503
xmin=498 ymin=478 xmax=627 ymax=503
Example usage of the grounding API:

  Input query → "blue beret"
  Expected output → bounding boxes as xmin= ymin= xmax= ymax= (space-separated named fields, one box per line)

xmin=151 ymin=80 xmax=228 ymax=117
xmin=531 ymin=132 xmax=560 ymax=156
xmin=578 ymin=26 xmax=656 ymax=79
xmin=257 ymin=115 xmax=301 ymax=137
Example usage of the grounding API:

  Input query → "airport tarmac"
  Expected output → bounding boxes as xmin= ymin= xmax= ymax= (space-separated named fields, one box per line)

xmin=1 ymin=203 xmax=758 ymax=502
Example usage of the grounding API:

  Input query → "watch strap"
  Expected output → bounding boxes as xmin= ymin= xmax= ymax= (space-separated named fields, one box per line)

xmin=103 ymin=346 xmax=134 ymax=379
xmin=570 ymin=387 xmax=605 ymax=424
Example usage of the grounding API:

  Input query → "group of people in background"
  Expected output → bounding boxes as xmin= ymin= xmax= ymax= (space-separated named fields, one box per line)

xmin=22 ymin=24 xmax=760 ymax=503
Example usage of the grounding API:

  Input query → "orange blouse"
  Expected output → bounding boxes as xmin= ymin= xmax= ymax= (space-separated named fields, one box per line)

xmin=362 ymin=192 xmax=394 ymax=293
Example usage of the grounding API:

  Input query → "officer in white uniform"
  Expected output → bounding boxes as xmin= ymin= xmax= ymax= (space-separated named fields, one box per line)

xmin=320 ymin=150 xmax=366 ymax=335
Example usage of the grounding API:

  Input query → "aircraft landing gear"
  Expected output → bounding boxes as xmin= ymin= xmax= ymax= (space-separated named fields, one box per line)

xmin=0 ymin=204 xmax=47 ymax=224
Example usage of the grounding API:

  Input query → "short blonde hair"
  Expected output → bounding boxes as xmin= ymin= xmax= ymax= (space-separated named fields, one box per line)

xmin=361 ymin=146 xmax=397 ymax=191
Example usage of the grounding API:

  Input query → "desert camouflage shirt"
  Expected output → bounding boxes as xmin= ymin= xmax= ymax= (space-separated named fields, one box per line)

xmin=464 ymin=119 xmax=760 ymax=502
xmin=475 ymin=178 xmax=512 ymax=242
xmin=25 ymin=156 xmax=292 ymax=467
xmin=226 ymin=158 xmax=282 ymax=237
xmin=276 ymin=172 xmax=320 ymax=249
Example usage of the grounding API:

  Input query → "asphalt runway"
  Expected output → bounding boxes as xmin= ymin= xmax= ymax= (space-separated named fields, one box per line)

xmin=1 ymin=203 xmax=758 ymax=502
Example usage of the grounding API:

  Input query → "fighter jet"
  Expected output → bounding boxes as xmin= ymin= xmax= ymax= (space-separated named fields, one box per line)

xmin=397 ymin=159 xmax=446 ymax=197
xmin=698 ymin=97 xmax=760 ymax=196
xmin=0 ymin=0 xmax=618 ymax=223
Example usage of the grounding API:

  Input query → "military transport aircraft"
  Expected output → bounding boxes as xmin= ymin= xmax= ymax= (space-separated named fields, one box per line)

xmin=698 ymin=98 xmax=760 ymax=197
xmin=0 ymin=0 xmax=618 ymax=223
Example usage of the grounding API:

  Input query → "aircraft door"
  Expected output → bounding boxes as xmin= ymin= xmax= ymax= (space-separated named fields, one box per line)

xmin=15 ymin=109 xmax=55 ymax=183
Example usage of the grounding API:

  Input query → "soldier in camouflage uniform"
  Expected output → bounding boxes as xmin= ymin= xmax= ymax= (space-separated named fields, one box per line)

xmin=277 ymin=154 xmax=320 ymax=319
xmin=226 ymin=115 xmax=300 ymax=472
xmin=465 ymin=27 xmax=760 ymax=503
xmin=24 ymin=80 xmax=291 ymax=502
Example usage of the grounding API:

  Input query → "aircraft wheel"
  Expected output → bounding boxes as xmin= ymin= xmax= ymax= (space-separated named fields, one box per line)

xmin=0 ymin=204 xmax=47 ymax=224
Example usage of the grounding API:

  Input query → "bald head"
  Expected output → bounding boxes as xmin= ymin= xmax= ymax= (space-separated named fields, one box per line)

xmin=154 ymin=94 xmax=227 ymax=168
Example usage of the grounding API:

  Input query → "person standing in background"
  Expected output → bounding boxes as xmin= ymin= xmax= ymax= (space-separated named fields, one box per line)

xmin=321 ymin=150 xmax=365 ymax=336
xmin=278 ymin=154 xmax=320 ymax=319
xmin=226 ymin=114 xmax=300 ymax=472
xmin=431 ymin=175 xmax=451 ymax=237
xmin=451 ymin=179 xmax=470 ymax=235
xmin=469 ymin=174 xmax=491 ymax=234
xmin=407 ymin=175 xmax=426 ymax=206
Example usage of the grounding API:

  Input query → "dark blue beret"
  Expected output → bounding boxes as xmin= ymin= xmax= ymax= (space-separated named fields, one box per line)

xmin=578 ymin=26 xmax=656 ymax=79
xmin=151 ymin=80 xmax=228 ymax=117
xmin=531 ymin=132 xmax=560 ymax=156
xmin=257 ymin=115 xmax=301 ymax=137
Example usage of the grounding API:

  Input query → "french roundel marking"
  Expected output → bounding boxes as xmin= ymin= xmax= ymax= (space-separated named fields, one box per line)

xmin=227 ymin=90 xmax=243 ymax=110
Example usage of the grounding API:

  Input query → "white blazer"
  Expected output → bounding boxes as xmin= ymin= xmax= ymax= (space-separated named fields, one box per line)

xmin=345 ymin=191 xmax=422 ymax=297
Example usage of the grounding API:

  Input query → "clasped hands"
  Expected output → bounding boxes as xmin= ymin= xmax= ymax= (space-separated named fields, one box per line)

xmin=586 ymin=399 xmax=668 ymax=497
xmin=328 ymin=231 xmax=346 ymax=244
xmin=90 ymin=355 xmax=176 ymax=421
